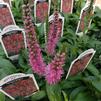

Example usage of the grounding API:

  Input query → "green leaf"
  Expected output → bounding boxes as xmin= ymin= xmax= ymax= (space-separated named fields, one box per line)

xmin=70 ymin=86 xmax=87 ymax=100
xmin=60 ymin=80 xmax=82 ymax=90
xmin=0 ymin=58 xmax=16 ymax=79
xmin=73 ymin=91 xmax=96 ymax=101
xmin=87 ymin=63 xmax=99 ymax=76
xmin=83 ymin=76 xmax=101 ymax=94
xmin=0 ymin=92 xmax=5 ymax=101
xmin=62 ymin=91 xmax=68 ymax=101
xmin=46 ymin=83 xmax=63 ymax=101
xmin=91 ymin=78 xmax=101 ymax=93
xmin=18 ymin=50 xmax=30 ymax=71
xmin=26 ymin=68 xmax=33 ymax=74
xmin=0 ymin=45 xmax=5 ymax=57
xmin=31 ymin=90 xmax=46 ymax=101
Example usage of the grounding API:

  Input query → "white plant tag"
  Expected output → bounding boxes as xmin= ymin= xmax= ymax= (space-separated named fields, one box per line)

xmin=3 ymin=0 xmax=12 ymax=7
xmin=61 ymin=0 xmax=74 ymax=13
xmin=0 ymin=25 xmax=27 ymax=60
xmin=0 ymin=73 xmax=39 ymax=100
xmin=76 ymin=1 xmax=95 ymax=36
xmin=0 ymin=2 xmax=15 ymax=30
xmin=34 ymin=0 xmax=51 ymax=25
xmin=66 ymin=49 xmax=96 ymax=79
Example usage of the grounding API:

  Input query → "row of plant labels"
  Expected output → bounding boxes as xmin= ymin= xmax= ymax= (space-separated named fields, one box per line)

xmin=0 ymin=0 xmax=100 ymax=60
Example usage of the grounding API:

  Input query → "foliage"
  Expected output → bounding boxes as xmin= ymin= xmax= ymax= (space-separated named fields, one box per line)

xmin=0 ymin=0 xmax=101 ymax=101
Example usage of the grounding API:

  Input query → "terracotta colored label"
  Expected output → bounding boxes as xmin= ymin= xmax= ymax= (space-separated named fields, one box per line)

xmin=69 ymin=53 xmax=93 ymax=76
xmin=66 ymin=49 xmax=96 ymax=79
xmin=0 ymin=4 xmax=14 ymax=30
xmin=1 ymin=76 xmax=38 ymax=99
xmin=80 ymin=10 xmax=93 ymax=32
xmin=77 ymin=8 xmax=93 ymax=33
xmin=61 ymin=0 xmax=73 ymax=13
xmin=2 ymin=31 xmax=25 ymax=56
xmin=35 ymin=0 xmax=49 ymax=23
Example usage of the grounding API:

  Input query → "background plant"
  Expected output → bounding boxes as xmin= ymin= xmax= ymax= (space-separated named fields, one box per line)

xmin=0 ymin=0 xmax=101 ymax=101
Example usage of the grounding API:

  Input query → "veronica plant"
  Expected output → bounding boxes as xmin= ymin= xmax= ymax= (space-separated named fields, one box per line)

xmin=22 ymin=0 xmax=66 ymax=84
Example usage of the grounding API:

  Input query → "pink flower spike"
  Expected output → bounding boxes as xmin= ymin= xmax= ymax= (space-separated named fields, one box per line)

xmin=46 ymin=11 xmax=63 ymax=56
xmin=45 ymin=53 xmax=66 ymax=84
xmin=22 ymin=3 xmax=46 ymax=76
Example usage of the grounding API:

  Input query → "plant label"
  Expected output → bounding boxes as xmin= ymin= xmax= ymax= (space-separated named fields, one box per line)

xmin=0 ymin=73 xmax=39 ymax=100
xmin=0 ymin=25 xmax=27 ymax=60
xmin=76 ymin=7 xmax=94 ymax=36
xmin=48 ymin=12 xmax=64 ymax=37
xmin=76 ymin=1 xmax=95 ymax=36
xmin=66 ymin=49 xmax=96 ymax=79
xmin=34 ymin=0 xmax=51 ymax=25
xmin=0 ymin=2 xmax=15 ymax=30
xmin=61 ymin=0 xmax=74 ymax=13
xmin=3 ymin=0 xmax=12 ymax=7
